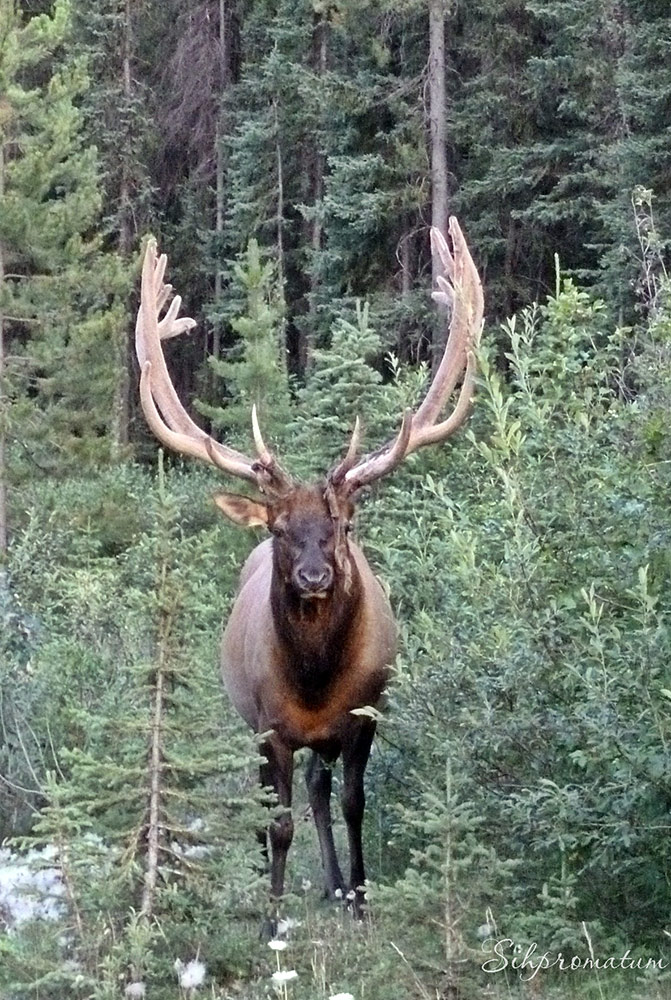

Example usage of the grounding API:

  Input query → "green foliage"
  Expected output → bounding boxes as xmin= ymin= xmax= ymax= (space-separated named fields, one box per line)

xmin=0 ymin=464 xmax=265 ymax=996
xmin=70 ymin=0 xmax=152 ymax=243
xmin=199 ymin=238 xmax=291 ymax=446
xmin=287 ymin=300 xmax=401 ymax=478
xmin=359 ymin=272 xmax=671 ymax=996
xmin=4 ymin=265 xmax=671 ymax=995
xmin=0 ymin=0 xmax=127 ymax=479
xmin=452 ymin=0 xmax=671 ymax=318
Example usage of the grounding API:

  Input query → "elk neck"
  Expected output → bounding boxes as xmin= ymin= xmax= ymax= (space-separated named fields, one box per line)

xmin=270 ymin=549 xmax=363 ymax=707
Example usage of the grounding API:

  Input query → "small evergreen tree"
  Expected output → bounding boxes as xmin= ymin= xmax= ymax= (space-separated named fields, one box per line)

xmin=199 ymin=238 xmax=291 ymax=449
xmin=287 ymin=301 xmax=401 ymax=480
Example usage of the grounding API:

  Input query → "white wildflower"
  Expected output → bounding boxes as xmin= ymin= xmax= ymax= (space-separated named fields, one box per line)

xmin=271 ymin=969 xmax=298 ymax=984
xmin=177 ymin=959 xmax=206 ymax=990
xmin=334 ymin=888 xmax=343 ymax=899
xmin=346 ymin=889 xmax=356 ymax=901
xmin=300 ymin=878 xmax=312 ymax=892
xmin=276 ymin=917 xmax=301 ymax=937
xmin=124 ymin=983 xmax=146 ymax=999
xmin=268 ymin=939 xmax=287 ymax=951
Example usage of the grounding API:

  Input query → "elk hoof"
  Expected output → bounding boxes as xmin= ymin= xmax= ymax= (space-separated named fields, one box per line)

xmin=346 ymin=887 xmax=367 ymax=920
xmin=259 ymin=915 xmax=278 ymax=942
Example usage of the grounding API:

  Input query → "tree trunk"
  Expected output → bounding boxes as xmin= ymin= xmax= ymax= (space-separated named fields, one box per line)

xmin=140 ymin=647 xmax=166 ymax=919
xmin=399 ymin=224 xmax=415 ymax=362
xmin=0 ymin=140 xmax=6 ymax=556
xmin=302 ymin=11 xmax=327 ymax=373
xmin=429 ymin=0 xmax=449 ymax=367
xmin=274 ymin=99 xmax=288 ymax=372
xmin=140 ymin=455 xmax=172 ymax=919
xmin=111 ymin=0 xmax=134 ymax=457
xmin=212 ymin=0 xmax=229 ymax=366
xmin=503 ymin=216 xmax=516 ymax=318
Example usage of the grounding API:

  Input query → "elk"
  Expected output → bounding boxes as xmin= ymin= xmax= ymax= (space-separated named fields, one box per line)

xmin=135 ymin=218 xmax=483 ymax=919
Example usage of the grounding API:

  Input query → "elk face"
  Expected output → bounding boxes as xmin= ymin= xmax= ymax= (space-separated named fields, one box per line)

xmin=215 ymin=486 xmax=355 ymax=600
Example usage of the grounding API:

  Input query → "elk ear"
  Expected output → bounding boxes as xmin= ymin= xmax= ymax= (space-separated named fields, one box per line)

xmin=214 ymin=493 xmax=269 ymax=528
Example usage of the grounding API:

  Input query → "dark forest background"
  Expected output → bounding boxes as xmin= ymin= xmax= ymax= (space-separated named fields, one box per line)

xmin=1 ymin=1 xmax=670 ymax=998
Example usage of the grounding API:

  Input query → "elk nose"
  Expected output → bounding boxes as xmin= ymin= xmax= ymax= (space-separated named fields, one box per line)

xmin=295 ymin=566 xmax=333 ymax=593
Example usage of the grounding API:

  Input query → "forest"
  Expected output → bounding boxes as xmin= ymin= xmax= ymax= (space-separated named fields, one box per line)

xmin=1 ymin=0 xmax=670 ymax=997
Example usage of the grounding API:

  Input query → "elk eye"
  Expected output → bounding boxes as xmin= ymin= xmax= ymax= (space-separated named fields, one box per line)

xmin=271 ymin=522 xmax=287 ymax=538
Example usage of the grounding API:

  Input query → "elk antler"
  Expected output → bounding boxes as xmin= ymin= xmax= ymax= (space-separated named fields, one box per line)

xmin=135 ymin=238 xmax=291 ymax=492
xmin=333 ymin=217 xmax=484 ymax=494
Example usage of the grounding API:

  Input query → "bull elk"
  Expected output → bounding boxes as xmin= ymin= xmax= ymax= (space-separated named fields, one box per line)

xmin=135 ymin=218 xmax=483 ymax=921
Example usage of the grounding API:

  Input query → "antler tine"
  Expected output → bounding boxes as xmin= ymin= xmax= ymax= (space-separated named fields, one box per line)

xmin=342 ymin=408 xmax=413 ymax=493
xmin=251 ymin=404 xmax=273 ymax=466
xmin=136 ymin=239 xmax=288 ymax=488
xmin=340 ymin=217 xmax=483 ymax=494
xmin=249 ymin=404 xmax=293 ymax=490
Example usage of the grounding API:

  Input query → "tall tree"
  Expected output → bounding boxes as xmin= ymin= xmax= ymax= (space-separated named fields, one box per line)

xmin=219 ymin=0 xmax=315 ymax=374
xmin=0 ymin=131 xmax=6 ymax=556
xmin=198 ymin=237 xmax=291 ymax=446
xmin=70 ymin=0 xmax=153 ymax=451
xmin=306 ymin=0 xmax=431 ymax=363
xmin=451 ymin=0 xmax=671 ymax=319
xmin=0 ymin=0 xmax=124 ymax=509
xmin=450 ymin=0 xmax=544 ymax=317
xmin=429 ymin=0 xmax=449 ymax=361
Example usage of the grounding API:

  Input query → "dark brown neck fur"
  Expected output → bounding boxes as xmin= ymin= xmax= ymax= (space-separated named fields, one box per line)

xmin=270 ymin=557 xmax=362 ymax=707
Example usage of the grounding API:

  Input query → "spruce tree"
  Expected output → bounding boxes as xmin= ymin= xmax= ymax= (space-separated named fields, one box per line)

xmin=0 ymin=0 xmax=125 ymax=491
xmin=69 ymin=0 xmax=153 ymax=449
xmin=198 ymin=238 xmax=291 ymax=449
xmin=303 ymin=0 xmax=433 ymax=361
xmin=452 ymin=0 xmax=671 ymax=319
xmin=287 ymin=301 xmax=401 ymax=479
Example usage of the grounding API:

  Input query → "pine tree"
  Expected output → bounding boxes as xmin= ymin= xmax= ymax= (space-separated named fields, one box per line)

xmin=70 ymin=0 xmax=153 ymax=450
xmin=452 ymin=0 xmax=671 ymax=320
xmin=288 ymin=300 xmax=401 ymax=479
xmin=219 ymin=0 xmax=316 ymax=372
xmin=198 ymin=237 xmax=291 ymax=448
xmin=0 ymin=0 xmax=125 ymax=495
xmin=450 ymin=0 xmax=546 ymax=317
xmin=304 ymin=0 xmax=433 ymax=362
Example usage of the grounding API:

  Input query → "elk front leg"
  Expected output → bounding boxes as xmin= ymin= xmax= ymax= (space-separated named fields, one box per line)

xmin=341 ymin=719 xmax=375 ymax=915
xmin=260 ymin=735 xmax=294 ymax=907
xmin=306 ymin=750 xmax=345 ymax=898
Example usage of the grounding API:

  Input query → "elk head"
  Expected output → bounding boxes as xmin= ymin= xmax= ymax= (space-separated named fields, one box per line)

xmin=135 ymin=219 xmax=484 ymax=568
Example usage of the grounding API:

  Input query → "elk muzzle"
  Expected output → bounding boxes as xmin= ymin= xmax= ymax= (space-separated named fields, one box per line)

xmin=293 ymin=557 xmax=334 ymax=598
